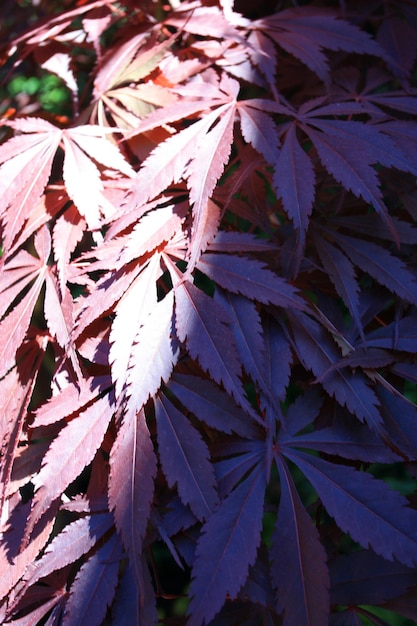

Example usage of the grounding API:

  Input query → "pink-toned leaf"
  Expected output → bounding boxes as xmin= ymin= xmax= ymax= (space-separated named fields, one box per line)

xmin=0 ymin=337 xmax=46 ymax=514
xmin=73 ymin=264 xmax=143 ymax=340
xmin=127 ymin=107 xmax=222 ymax=210
xmin=0 ymin=271 xmax=46 ymax=379
xmin=41 ymin=52 xmax=78 ymax=111
xmin=62 ymin=134 xmax=107 ymax=228
xmin=118 ymin=204 xmax=185 ymax=266
xmin=25 ymin=513 xmax=114 ymax=586
xmin=44 ymin=270 xmax=74 ymax=349
xmin=0 ymin=122 xmax=61 ymax=250
xmin=186 ymin=102 xmax=236 ymax=271
xmin=93 ymin=30 xmax=149 ymax=95
xmin=29 ymin=394 xmax=115 ymax=534
xmin=31 ymin=376 xmax=109 ymax=428
xmin=238 ymin=101 xmax=280 ymax=166
xmin=66 ymin=126 xmax=135 ymax=178
xmin=52 ymin=203 xmax=86 ymax=288
xmin=126 ymin=290 xmax=178 ymax=413
xmin=166 ymin=6 xmax=243 ymax=40
xmin=109 ymin=255 xmax=161 ymax=397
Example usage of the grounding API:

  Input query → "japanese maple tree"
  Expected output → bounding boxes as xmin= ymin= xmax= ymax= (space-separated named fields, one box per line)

xmin=1 ymin=0 xmax=417 ymax=624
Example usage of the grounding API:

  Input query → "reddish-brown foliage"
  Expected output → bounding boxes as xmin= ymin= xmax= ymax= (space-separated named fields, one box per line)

xmin=1 ymin=1 xmax=417 ymax=624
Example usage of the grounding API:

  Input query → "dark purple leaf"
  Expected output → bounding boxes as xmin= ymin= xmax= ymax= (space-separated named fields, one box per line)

xmin=376 ymin=384 xmax=417 ymax=460
xmin=312 ymin=231 xmax=362 ymax=334
xmin=285 ymin=450 xmax=417 ymax=567
xmin=155 ymin=393 xmax=219 ymax=520
xmin=25 ymin=513 xmax=114 ymax=587
xmin=187 ymin=465 xmax=266 ymax=626
xmin=262 ymin=315 xmax=293 ymax=404
xmin=108 ymin=407 xmax=157 ymax=597
xmin=362 ymin=312 xmax=417 ymax=352
xmin=330 ymin=550 xmax=417 ymax=606
xmin=214 ymin=290 xmax=268 ymax=394
xmin=174 ymin=278 xmax=251 ymax=411
xmin=167 ymin=373 xmax=257 ymax=437
xmin=330 ymin=232 xmax=417 ymax=305
xmin=63 ymin=532 xmax=123 ymax=626
xmin=198 ymin=253 xmax=305 ymax=310
xmin=289 ymin=311 xmax=383 ymax=431
xmin=112 ymin=558 xmax=157 ymax=626
xmin=274 ymin=123 xmax=315 ymax=252
xmin=271 ymin=456 xmax=329 ymax=626
xmin=215 ymin=440 xmax=265 ymax=499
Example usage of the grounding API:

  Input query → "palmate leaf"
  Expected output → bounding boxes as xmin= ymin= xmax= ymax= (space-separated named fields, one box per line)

xmin=108 ymin=407 xmax=157 ymax=599
xmin=271 ymin=455 xmax=329 ymax=626
xmin=127 ymin=103 xmax=230 ymax=210
xmin=28 ymin=393 xmax=115 ymax=538
xmin=187 ymin=465 xmax=266 ymax=626
xmin=109 ymin=255 xmax=161 ymax=397
xmin=256 ymin=7 xmax=382 ymax=83
xmin=186 ymin=99 xmax=236 ymax=271
xmin=330 ymin=550 xmax=417 ymax=607
xmin=0 ymin=228 xmax=50 ymax=379
xmin=330 ymin=231 xmax=417 ymax=306
xmin=155 ymin=393 xmax=219 ymax=520
xmin=0 ymin=118 xmax=61 ymax=252
xmin=24 ymin=513 xmax=114 ymax=587
xmin=214 ymin=290 xmax=273 ymax=406
xmin=63 ymin=532 xmax=123 ymax=626
xmin=363 ymin=312 xmax=417 ymax=352
xmin=198 ymin=253 xmax=305 ymax=310
xmin=166 ymin=373 xmax=257 ymax=437
xmin=215 ymin=440 xmax=265 ymax=500
xmin=0 ymin=335 xmax=46 ymax=515
xmin=238 ymin=100 xmax=281 ymax=168
xmin=125 ymin=290 xmax=179 ymax=413
xmin=289 ymin=311 xmax=384 ymax=431
xmin=262 ymin=315 xmax=293 ymax=404
xmin=281 ymin=416 xmax=401 ymax=464
xmin=111 ymin=557 xmax=157 ymax=626
xmin=312 ymin=230 xmax=362 ymax=335
xmin=173 ymin=276 xmax=251 ymax=412
xmin=273 ymin=123 xmax=315 ymax=254
xmin=284 ymin=450 xmax=417 ymax=568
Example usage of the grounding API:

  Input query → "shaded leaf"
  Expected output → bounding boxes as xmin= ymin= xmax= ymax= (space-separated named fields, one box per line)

xmin=188 ymin=465 xmax=266 ymax=626
xmin=155 ymin=393 xmax=219 ymax=520
xmin=271 ymin=456 xmax=329 ymax=626
xmin=285 ymin=450 xmax=417 ymax=567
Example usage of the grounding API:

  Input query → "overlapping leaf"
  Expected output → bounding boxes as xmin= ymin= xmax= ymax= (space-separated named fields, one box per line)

xmin=285 ymin=450 xmax=417 ymax=567
xmin=155 ymin=393 xmax=218 ymax=520
xmin=187 ymin=465 xmax=266 ymax=626
xmin=271 ymin=456 xmax=329 ymax=626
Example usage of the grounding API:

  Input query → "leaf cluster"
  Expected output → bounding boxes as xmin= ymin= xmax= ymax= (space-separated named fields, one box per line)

xmin=1 ymin=1 xmax=417 ymax=625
